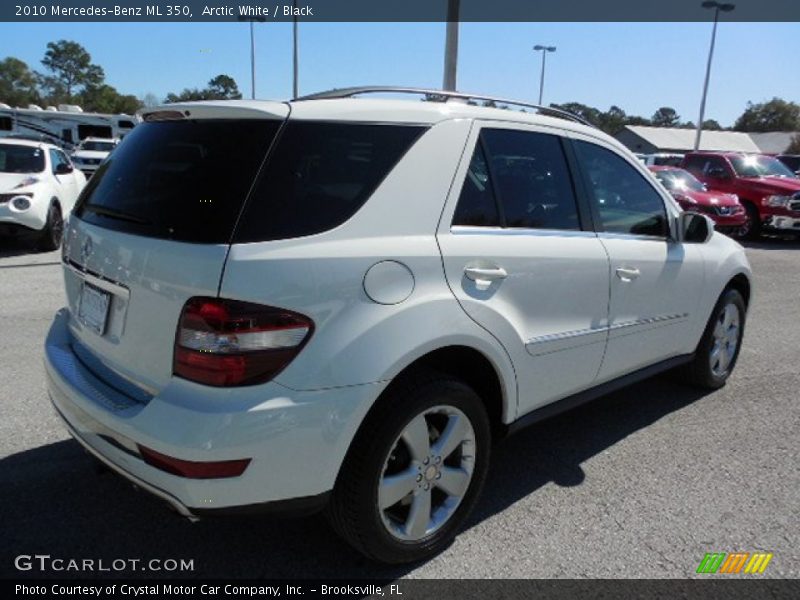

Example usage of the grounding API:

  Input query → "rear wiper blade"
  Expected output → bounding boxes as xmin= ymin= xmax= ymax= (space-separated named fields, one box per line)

xmin=83 ymin=203 xmax=151 ymax=224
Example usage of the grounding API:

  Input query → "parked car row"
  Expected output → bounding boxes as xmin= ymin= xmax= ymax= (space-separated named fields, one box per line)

xmin=639 ymin=151 xmax=800 ymax=240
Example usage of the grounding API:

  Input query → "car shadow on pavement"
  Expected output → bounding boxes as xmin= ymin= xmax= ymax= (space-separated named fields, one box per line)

xmin=0 ymin=237 xmax=49 ymax=260
xmin=739 ymin=235 xmax=800 ymax=250
xmin=0 ymin=375 xmax=709 ymax=580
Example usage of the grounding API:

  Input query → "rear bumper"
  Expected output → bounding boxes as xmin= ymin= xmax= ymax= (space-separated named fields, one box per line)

xmin=44 ymin=308 xmax=384 ymax=516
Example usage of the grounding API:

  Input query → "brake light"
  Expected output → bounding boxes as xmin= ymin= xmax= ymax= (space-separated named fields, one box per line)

xmin=173 ymin=297 xmax=314 ymax=387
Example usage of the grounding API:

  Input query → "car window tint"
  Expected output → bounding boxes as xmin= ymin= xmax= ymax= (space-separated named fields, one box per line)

xmin=683 ymin=155 xmax=705 ymax=174
xmin=575 ymin=141 xmax=668 ymax=238
xmin=73 ymin=119 xmax=281 ymax=243
xmin=235 ymin=122 xmax=426 ymax=242
xmin=480 ymin=129 xmax=580 ymax=230
xmin=49 ymin=149 xmax=64 ymax=174
xmin=452 ymin=142 xmax=500 ymax=227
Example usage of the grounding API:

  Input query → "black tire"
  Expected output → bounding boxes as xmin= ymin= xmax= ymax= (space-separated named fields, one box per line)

xmin=37 ymin=202 xmax=63 ymax=252
xmin=681 ymin=288 xmax=746 ymax=389
xmin=327 ymin=369 xmax=491 ymax=564
xmin=739 ymin=201 xmax=761 ymax=241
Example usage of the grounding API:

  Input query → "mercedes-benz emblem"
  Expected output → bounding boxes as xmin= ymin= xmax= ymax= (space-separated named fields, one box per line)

xmin=80 ymin=237 xmax=93 ymax=264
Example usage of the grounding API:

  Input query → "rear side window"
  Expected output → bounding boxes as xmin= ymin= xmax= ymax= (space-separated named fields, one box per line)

xmin=235 ymin=122 xmax=426 ymax=242
xmin=452 ymin=128 xmax=580 ymax=231
xmin=74 ymin=120 xmax=280 ymax=243
xmin=575 ymin=141 xmax=668 ymax=238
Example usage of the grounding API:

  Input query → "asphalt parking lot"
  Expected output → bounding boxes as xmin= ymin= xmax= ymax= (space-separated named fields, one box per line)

xmin=0 ymin=237 xmax=797 ymax=580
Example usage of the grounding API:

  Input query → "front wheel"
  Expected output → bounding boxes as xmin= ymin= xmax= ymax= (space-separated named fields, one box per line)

xmin=327 ymin=371 xmax=491 ymax=564
xmin=682 ymin=288 xmax=746 ymax=389
xmin=738 ymin=202 xmax=761 ymax=241
xmin=37 ymin=202 xmax=63 ymax=251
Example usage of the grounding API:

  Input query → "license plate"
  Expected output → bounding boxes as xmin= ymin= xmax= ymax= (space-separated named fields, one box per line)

xmin=78 ymin=283 xmax=111 ymax=335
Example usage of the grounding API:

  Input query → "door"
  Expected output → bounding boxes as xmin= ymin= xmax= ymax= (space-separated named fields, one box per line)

xmin=437 ymin=124 xmax=611 ymax=417
xmin=571 ymin=138 xmax=705 ymax=382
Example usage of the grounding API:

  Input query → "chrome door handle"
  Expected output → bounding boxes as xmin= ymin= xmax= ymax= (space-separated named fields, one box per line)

xmin=464 ymin=266 xmax=507 ymax=290
xmin=615 ymin=267 xmax=641 ymax=282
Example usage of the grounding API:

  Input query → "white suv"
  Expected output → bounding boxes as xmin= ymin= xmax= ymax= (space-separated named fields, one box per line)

xmin=45 ymin=88 xmax=751 ymax=564
xmin=70 ymin=137 xmax=118 ymax=177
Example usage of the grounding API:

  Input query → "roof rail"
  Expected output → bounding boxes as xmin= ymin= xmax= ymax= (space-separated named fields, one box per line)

xmin=293 ymin=86 xmax=594 ymax=128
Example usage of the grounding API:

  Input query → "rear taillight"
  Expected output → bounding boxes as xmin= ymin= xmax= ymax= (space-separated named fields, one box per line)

xmin=173 ymin=297 xmax=314 ymax=387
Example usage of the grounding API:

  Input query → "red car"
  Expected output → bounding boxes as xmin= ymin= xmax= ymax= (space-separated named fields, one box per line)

xmin=648 ymin=166 xmax=747 ymax=236
xmin=682 ymin=152 xmax=800 ymax=239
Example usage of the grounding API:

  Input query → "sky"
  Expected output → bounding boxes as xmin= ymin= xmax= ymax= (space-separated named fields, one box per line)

xmin=2 ymin=21 xmax=798 ymax=127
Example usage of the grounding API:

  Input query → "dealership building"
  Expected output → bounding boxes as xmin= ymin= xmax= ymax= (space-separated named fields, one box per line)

xmin=615 ymin=125 xmax=798 ymax=154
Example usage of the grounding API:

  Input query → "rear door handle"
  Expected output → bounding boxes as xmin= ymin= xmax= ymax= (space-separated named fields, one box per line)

xmin=464 ymin=266 xmax=507 ymax=290
xmin=615 ymin=267 xmax=641 ymax=282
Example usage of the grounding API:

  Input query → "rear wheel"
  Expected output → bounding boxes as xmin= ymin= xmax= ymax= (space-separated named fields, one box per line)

xmin=682 ymin=288 xmax=746 ymax=389
xmin=327 ymin=370 xmax=491 ymax=564
xmin=37 ymin=202 xmax=63 ymax=252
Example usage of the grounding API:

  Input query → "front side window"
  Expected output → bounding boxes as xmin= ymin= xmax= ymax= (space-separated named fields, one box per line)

xmin=575 ymin=141 xmax=668 ymax=238
xmin=452 ymin=128 xmax=580 ymax=231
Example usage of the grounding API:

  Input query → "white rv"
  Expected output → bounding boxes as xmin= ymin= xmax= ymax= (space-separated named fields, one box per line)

xmin=0 ymin=103 xmax=137 ymax=149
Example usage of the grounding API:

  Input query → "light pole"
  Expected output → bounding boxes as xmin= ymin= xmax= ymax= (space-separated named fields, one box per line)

xmin=694 ymin=1 xmax=735 ymax=150
xmin=238 ymin=16 xmax=266 ymax=99
xmin=249 ymin=21 xmax=256 ymax=99
xmin=443 ymin=0 xmax=460 ymax=91
xmin=533 ymin=45 xmax=556 ymax=105
xmin=293 ymin=0 xmax=299 ymax=98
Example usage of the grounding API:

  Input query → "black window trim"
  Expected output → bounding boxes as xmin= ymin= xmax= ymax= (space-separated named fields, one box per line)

xmin=569 ymin=137 xmax=673 ymax=242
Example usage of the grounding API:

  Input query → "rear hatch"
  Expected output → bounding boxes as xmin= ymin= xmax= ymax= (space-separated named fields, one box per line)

xmin=62 ymin=103 xmax=287 ymax=396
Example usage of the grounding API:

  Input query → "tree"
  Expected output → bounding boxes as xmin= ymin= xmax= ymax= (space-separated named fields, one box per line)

xmin=139 ymin=92 xmax=161 ymax=107
xmin=40 ymin=40 xmax=104 ymax=99
xmin=80 ymin=84 xmax=142 ymax=114
xmin=165 ymin=74 xmax=242 ymax=103
xmin=651 ymin=107 xmax=680 ymax=128
xmin=733 ymin=98 xmax=800 ymax=132
xmin=0 ymin=57 xmax=39 ymax=107
xmin=551 ymin=102 xmax=602 ymax=128
xmin=207 ymin=75 xmax=241 ymax=100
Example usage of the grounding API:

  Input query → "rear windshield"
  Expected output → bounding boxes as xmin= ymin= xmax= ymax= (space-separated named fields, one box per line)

xmin=0 ymin=144 xmax=45 ymax=173
xmin=73 ymin=120 xmax=280 ymax=243
xmin=234 ymin=122 xmax=426 ymax=243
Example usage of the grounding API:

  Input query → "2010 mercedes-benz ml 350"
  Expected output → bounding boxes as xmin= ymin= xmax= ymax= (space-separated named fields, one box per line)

xmin=45 ymin=89 xmax=752 ymax=564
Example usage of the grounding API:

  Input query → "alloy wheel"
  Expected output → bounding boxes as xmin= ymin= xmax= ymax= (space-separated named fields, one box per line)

xmin=709 ymin=302 xmax=740 ymax=378
xmin=378 ymin=405 xmax=476 ymax=541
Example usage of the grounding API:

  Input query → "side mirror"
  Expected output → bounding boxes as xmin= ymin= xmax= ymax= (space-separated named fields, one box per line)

xmin=707 ymin=167 xmax=730 ymax=180
xmin=55 ymin=163 xmax=73 ymax=175
xmin=678 ymin=211 xmax=714 ymax=244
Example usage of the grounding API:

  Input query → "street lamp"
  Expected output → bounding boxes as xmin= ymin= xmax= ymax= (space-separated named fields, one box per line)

xmin=443 ymin=0 xmax=460 ymax=91
xmin=533 ymin=45 xmax=556 ymax=105
xmin=238 ymin=16 xmax=266 ymax=99
xmin=693 ymin=1 xmax=735 ymax=150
